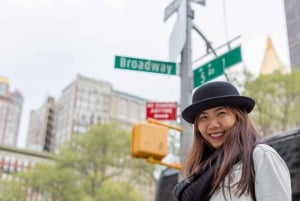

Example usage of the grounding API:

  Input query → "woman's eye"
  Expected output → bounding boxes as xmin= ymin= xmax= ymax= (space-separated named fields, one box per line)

xmin=218 ymin=111 xmax=226 ymax=115
xmin=198 ymin=116 xmax=207 ymax=120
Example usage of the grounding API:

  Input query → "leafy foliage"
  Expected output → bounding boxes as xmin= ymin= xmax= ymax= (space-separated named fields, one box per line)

xmin=0 ymin=173 xmax=27 ymax=201
xmin=230 ymin=67 xmax=300 ymax=136
xmin=1 ymin=122 xmax=156 ymax=201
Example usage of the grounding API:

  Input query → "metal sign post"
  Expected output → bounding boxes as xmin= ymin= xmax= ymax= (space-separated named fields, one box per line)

xmin=178 ymin=0 xmax=194 ymax=166
xmin=168 ymin=0 xmax=187 ymax=62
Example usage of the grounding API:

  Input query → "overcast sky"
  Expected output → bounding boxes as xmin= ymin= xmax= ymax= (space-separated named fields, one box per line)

xmin=0 ymin=0 xmax=290 ymax=148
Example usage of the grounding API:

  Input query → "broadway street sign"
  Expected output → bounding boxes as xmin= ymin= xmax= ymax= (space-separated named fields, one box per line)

xmin=114 ymin=55 xmax=177 ymax=75
xmin=193 ymin=46 xmax=242 ymax=87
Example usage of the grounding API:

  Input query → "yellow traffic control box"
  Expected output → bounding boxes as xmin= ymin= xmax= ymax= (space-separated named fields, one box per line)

xmin=131 ymin=123 xmax=168 ymax=160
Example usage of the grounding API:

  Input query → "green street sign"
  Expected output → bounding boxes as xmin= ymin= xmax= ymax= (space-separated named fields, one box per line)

xmin=193 ymin=46 xmax=242 ymax=88
xmin=114 ymin=56 xmax=177 ymax=75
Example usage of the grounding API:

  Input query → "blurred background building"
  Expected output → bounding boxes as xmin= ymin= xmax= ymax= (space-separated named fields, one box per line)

xmin=26 ymin=97 xmax=55 ymax=152
xmin=284 ymin=0 xmax=300 ymax=68
xmin=0 ymin=76 xmax=23 ymax=147
xmin=26 ymin=74 xmax=148 ymax=153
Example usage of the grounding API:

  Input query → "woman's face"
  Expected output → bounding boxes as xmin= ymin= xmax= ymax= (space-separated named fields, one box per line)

xmin=196 ymin=106 xmax=236 ymax=149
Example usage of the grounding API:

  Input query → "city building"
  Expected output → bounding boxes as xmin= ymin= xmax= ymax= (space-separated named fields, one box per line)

xmin=0 ymin=76 xmax=23 ymax=147
xmin=283 ymin=0 xmax=300 ymax=68
xmin=0 ymin=143 xmax=52 ymax=178
xmin=53 ymin=74 xmax=112 ymax=149
xmin=52 ymin=74 xmax=148 ymax=151
xmin=26 ymin=74 xmax=148 ymax=151
xmin=26 ymin=97 xmax=55 ymax=152
xmin=109 ymin=90 xmax=147 ymax=129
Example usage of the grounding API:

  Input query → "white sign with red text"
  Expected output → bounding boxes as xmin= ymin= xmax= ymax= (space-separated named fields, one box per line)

xmin=146 ymin=102 xmax=177 ymax=120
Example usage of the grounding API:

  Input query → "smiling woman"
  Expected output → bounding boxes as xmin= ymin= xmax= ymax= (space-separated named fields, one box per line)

xmin=172 ymin=81 xmax=292 ymax=201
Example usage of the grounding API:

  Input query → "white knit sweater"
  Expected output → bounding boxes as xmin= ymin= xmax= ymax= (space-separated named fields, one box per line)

xmin=209 ymin=144 xmax=291 ymax=201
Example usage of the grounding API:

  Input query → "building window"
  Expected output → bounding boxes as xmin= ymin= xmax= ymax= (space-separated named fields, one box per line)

xmin=118 ymin=99 xmax=127 ymax=119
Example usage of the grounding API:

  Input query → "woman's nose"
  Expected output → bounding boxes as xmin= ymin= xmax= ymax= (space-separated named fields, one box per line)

xmin=207 ymin=118 xmax=220 ymax=129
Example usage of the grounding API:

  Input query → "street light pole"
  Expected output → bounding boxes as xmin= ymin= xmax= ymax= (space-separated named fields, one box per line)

xmin=179 ymin=0 xmax=193 ymax=166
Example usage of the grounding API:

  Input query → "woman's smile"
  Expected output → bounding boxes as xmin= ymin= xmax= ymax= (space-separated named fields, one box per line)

xmin=209 ymin=132 xmax=224 ymax=139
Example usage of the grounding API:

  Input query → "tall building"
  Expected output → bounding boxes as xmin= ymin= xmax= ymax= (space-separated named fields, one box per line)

xmin=26 ymin=97 xmax=55 ymax=152
xmin=28 ymin=74 xmax=148 ymax=151
xmin=259 ymin=36 xmax=285 ymax=75
xmin=0 ymin=76 xmax=23 ymax=146
xmin=284 ymin=0 xmax=300 ymax=68
xmin=110 ymin=90 xmax=147 ymax=129
xmin=53 ymin=74 xmax=113 ymax=149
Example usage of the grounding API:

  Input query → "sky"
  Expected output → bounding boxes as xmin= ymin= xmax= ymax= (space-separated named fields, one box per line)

xmin=0 ymin=0 xmax=290 ymax=148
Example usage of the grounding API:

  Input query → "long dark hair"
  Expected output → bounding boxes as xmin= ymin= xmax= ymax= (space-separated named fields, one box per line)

xmin=183 ymin=106 xmax=261 ymax=198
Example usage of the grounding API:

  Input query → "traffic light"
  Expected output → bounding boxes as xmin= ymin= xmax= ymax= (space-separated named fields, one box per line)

xmin=131 ymin=122 xmax=168 ymax=160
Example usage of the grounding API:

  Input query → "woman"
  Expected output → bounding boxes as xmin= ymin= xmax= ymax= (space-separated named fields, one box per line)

xmin=172 ymin=81 xmax=291 ymax=201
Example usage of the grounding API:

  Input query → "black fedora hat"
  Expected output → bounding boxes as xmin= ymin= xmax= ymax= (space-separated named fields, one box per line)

xmin=182 ymin=81 xmax=255 ymax=123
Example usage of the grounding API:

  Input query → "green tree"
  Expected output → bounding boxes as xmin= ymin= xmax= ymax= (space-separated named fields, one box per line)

xmin=56 ymin=122 xmax=155 ymax=198
xmin=23 ymin=163 xmax=83 ymax=201
xmin=2 ymin=122 xmax=156 ymax=201
xmin=0 ymin=173 xmax=27 ymax=201
xmin=230 ymin=67 xmax=300 ymax=136
xmin=97 ymin=179 xmax=143 ymax=201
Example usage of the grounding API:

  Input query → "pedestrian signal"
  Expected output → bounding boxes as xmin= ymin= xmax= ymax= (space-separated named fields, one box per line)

xmin=131 ymin=123 xmax=168 ymax=160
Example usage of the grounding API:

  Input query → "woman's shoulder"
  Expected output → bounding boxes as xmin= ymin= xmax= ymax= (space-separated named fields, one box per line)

xmin=251 ymin=145 xmax=292 ymax=200
xmin=252 ymin=143 xmax=288 ymax=172
xmin=253 ymin=143 xmax=277 ymax=155
xmin=253 ymin=143 xmax=280 ymax=162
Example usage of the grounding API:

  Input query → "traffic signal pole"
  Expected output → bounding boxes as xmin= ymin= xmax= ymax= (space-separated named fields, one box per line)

xmin=179 ymin=0 xmax=193 ymax=166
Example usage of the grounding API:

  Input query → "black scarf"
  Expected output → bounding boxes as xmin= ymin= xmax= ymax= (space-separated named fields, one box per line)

xmin=172 ymin=161 xmax=218 ymax=201
xmin=172 ymin=147 xmax=258 ymax=201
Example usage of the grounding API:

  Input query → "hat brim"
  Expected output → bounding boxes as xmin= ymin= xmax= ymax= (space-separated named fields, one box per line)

xmin=182 ymin=96 xmax=255 ymax=124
